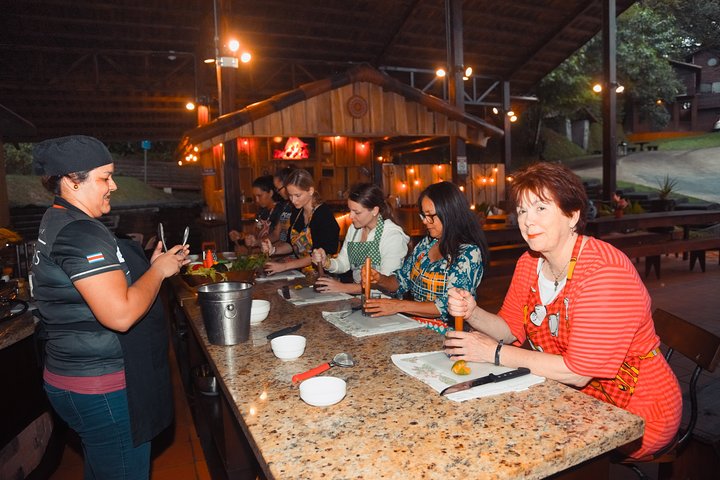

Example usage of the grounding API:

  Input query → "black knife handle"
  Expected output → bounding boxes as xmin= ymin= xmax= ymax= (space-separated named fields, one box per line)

xmin=491 ymin=367 xmax=531 ymax=382
xmin=267 ymin=323 xmax=302 ymax=340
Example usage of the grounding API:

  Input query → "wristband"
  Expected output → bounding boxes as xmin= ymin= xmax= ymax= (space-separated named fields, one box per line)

xmin=494 ymin=339 xmax=504 ymax=366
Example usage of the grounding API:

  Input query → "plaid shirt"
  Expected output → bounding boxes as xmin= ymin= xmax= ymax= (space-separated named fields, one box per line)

xmin=394 ymin=236 xmax=484 ymax=320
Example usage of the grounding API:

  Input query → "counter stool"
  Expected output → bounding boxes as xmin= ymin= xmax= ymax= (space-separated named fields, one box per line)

xmin=615 ymin=308 xmax=720 ymax=479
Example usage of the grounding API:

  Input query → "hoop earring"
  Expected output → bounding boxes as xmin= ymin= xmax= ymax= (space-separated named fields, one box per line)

xmin=73 ymin=184 xmax=79 ymax=190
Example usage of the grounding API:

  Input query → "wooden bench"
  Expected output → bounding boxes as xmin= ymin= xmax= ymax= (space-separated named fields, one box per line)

xmin=486 ymin=243 xmax=527 ymax=277
xmin=620 ymin=237 xmax=720 ymax=279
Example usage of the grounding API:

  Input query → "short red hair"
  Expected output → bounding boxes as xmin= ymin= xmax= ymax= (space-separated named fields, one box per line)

xmin=510 ymin=162 xmax=589 ymax=234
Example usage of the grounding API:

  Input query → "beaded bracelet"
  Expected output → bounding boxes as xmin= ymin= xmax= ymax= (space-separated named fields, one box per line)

xmin=494 ymin=339 xmax=504 ymax=366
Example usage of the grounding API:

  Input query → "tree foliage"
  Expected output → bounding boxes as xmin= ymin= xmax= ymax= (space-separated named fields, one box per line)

xmin=3 ymin=143 xmax=34 ymax=175
xmin=645 ymin=0 xmax=720 ymax=52
xmin=535 ymin=2 xmax=688 ymax=132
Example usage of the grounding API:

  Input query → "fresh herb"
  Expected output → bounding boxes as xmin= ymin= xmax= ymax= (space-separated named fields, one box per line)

xmin=227 ymin=254 xmax=268 ymax=272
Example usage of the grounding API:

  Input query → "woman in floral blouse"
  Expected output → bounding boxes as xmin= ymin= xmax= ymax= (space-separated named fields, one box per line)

xmin=363 ymin=182 xmax=488 ymax=331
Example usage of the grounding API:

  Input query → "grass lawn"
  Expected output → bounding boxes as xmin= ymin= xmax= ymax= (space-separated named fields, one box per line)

xmin=651 ymin=132 xmax=720 ymax=150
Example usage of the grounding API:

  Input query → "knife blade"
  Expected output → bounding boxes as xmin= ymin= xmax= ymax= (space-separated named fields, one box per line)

xmin=440 ymin=367 xmax=531 ymax=396
xmin=266 ymin=323 xmax=302 ymax=340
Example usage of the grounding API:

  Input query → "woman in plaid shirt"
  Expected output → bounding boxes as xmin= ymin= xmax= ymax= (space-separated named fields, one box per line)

xmin=363 ymin=182 xmax=488 ymax=331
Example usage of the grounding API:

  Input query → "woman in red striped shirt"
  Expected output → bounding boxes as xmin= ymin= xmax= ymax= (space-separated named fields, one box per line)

xmin=445 ymin=162 xmax=681 ymax=460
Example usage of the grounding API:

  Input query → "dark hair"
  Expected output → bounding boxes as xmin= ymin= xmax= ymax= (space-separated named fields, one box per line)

xmin=274 ymin=165 xmax=297 ymax=186
xmin=510 ymin=162 xmax=588 ymax=234
xmin=252 ymin=175 xmax=282 ymax=202
xmin=285 ymin=168 xmax=321 ymax=205
xmin=418 ymin=181 xmax=489 ymax=267
xmin=347 ymin=183 xmax=395 ymax=223
xmin=41 ymin=170 xmax=91 ymax=195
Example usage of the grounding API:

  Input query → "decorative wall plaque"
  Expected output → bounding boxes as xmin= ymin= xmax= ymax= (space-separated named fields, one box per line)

xmin=347 ymin=95 xmax=368 ymax=118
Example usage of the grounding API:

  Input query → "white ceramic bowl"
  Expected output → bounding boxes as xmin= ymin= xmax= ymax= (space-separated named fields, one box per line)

xmin=270 ymin=335 xmax=306 ymax=361
xmin=299 ymin=376 xmax=347 ymax=407
xmin=220 ymin=251 xmax=237 ymax=261
xmin=187 ymin=254 xmax=200 ymax=262
xmin=250 ymin=299 xmax=271 ymax=325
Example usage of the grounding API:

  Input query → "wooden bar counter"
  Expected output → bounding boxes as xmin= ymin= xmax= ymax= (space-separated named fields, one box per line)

xmin=170 ymin=276 xmax=644 ymax=479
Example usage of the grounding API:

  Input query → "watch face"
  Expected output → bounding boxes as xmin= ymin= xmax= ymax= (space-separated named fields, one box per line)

xmin=708 ymin=57 xmax=718 ymax=67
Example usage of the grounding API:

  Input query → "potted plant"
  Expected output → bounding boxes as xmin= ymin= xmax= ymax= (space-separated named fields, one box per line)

xmin=651 ymin=174 xmax=678 ymax=212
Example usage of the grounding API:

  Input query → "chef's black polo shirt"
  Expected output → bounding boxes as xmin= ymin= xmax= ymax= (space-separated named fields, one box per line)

xmin=33 ymin=196 xmax=130 ymax=377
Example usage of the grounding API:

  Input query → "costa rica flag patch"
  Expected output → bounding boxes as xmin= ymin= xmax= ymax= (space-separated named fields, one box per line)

xmin=86 ymin=252 xmax=105 ymax=264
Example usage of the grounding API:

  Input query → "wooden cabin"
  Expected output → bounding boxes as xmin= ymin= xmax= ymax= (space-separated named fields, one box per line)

xmin=178 ymin=64 xmax=505 ymax=244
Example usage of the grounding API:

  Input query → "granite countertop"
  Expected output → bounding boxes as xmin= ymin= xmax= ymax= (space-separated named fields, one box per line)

xmin=174 ymin=277 xmax=644 ymax=479
xmin=0 ymin=309 xmax=36 ymax=351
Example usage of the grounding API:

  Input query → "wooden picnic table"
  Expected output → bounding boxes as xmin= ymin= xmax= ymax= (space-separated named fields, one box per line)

xmin=587 ymin=210 xmax=720 ymax=237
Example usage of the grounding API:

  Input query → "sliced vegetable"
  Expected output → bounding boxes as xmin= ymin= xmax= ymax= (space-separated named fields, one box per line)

xmin=451 ymin=360 xmax=471 ymax=375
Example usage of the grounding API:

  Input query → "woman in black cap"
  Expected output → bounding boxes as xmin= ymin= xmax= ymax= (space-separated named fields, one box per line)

xmin=31 ymin=135 xmax=189 ymax=479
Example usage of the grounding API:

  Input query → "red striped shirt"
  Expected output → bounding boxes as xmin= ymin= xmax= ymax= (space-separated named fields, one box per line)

xmin=499 ymin=236 xmax=682 ymax=458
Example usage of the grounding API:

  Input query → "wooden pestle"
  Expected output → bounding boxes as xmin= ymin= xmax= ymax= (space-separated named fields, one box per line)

xmin=364 ymin=257 xmax=371 ymax=299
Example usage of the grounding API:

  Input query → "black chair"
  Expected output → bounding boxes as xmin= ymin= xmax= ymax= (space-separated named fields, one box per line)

xmin=617 ymin=308 xmax=720 ymax=479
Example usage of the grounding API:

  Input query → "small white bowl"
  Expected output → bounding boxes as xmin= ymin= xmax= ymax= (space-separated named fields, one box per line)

xmin=187 ymin=254 xmax=200 ymax=262
xmin=299 ymin=376 xmax=347 ymax=407
xmin=221 ymin=251 xmax=237 ymax=261
xmin=250 ymin=299 xmax=271 ymax=325
xmin=270 ymin=335 xmax=306 ymax=361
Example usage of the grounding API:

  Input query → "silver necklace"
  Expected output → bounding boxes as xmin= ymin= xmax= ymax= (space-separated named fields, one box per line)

xmin=547 ymin=258 xmax=571 ymax=291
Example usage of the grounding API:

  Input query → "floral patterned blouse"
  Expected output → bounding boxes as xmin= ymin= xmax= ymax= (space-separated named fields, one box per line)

xmin=394 ymin=236 xmax=484 ymax=321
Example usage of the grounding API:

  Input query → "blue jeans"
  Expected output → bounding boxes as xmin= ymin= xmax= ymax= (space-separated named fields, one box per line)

xmin=44 ymin=383 xmax=150 ymax=480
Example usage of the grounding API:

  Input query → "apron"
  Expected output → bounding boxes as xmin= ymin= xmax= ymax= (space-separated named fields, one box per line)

xmin=522 ymin=235 xmax=658 ymax=408
xmin=290 ymin=207 xmax=316 ymax=258
xmin=408 ymin=238 xmax=451 ymax=334
xmin=347 ymin=214 xmax=384 ymax=271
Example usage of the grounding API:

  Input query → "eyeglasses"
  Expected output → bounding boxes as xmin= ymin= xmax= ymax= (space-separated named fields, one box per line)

xmin=418 ymin=212 xmax=439 ymax=224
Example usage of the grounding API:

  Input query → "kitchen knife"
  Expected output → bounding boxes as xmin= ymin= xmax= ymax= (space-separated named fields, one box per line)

xmin=266 ymin=323 xmax=302 ymax=340
xmin=440 ymin=367 xmax=531 ymax=396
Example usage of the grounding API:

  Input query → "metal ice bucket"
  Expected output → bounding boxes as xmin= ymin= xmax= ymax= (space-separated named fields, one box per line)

xmin=196 ymin=282 xmax=253 ymax=345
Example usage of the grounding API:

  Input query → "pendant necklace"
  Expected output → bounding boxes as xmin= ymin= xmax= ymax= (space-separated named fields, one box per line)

xmin=547 ymin=258 xmax=572 ymax=291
